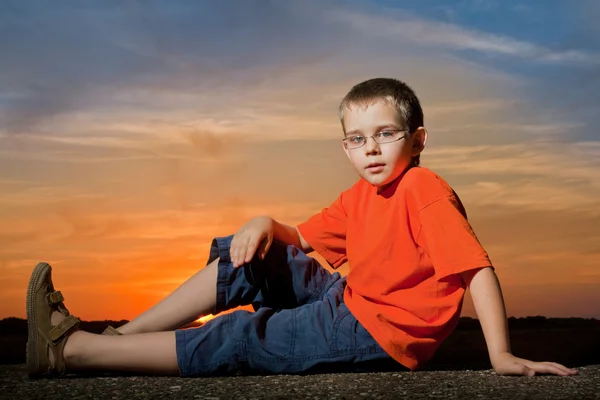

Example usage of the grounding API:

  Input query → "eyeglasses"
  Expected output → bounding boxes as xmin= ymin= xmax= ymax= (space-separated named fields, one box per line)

xmin=342 ymin=129 xmax=408 ymax=150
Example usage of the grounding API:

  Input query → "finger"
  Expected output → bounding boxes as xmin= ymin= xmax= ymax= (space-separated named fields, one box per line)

xmin=542 ymin=362 xmax=578 ymax=375
xmin=260 ymin=235 xmax=273 ymax=259
xmin=231 ymin=235 xmax=241 ymax=267
xmin=237 ymin=235 xmax=252 ymax=266
xmin=530 ymin=363 xmax=570 ymax=376
xmin=523 ymin=366 xmax=536 ymax=377
xmin=231 ymin=235 xmax=240 ymax=267
xmin=516 ymin=364 xmax=535 ymax=377
xmin=545 ymin=362 xmax=579 ymax=374
xmin=245 ymin=236 xmax=261 ymax=264
xmin=232 ymin=233 xmax=246 ymax=267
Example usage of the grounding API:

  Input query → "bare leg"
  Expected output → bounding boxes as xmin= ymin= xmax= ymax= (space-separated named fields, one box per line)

xmin=64 ymin=330 xmax=179 ymax=375
xmin=44 ymin=303 xmax=179 ymax=375
xmin=118 ymin=257 xmax=219 ymax=335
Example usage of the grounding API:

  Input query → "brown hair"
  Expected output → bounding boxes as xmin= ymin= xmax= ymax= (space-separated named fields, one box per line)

xmin=338 ymin=78 xmax=424 ymax=166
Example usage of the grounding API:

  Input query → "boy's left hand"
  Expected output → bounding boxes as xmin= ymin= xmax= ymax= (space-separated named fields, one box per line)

xmin=492 ymin=352 xmax=579 ymax=376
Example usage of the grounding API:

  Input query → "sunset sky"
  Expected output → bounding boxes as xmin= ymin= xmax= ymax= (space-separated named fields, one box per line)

xmin=1 ymin=0 xmax=599 ymax=321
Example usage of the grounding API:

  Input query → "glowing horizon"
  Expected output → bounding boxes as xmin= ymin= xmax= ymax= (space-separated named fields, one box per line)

xmin=1 ymin=1 xmax=599 ymax=321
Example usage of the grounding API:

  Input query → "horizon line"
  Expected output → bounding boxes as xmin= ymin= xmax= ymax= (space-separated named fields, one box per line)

xmin=2 ymin=315 xmax=600 ymax=322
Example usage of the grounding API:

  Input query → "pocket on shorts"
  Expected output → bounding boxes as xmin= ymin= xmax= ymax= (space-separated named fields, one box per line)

xmin=245 ymin=307 xmax=297 ymax=360
xmin=330 ymin=303 xmax=356 ymax=354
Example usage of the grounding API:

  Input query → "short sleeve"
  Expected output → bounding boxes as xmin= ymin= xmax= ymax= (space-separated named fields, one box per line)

xmin=417 ymin=195 xmax=493 ymax=281
xmin=296 ymin=193 xmax=348 ymax=269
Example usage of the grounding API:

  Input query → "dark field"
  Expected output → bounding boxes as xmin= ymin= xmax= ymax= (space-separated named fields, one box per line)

xmin=2 ymin=317 xmax=599 ymax=399
xmin=1 ymin=316 xmax=599 ymax=369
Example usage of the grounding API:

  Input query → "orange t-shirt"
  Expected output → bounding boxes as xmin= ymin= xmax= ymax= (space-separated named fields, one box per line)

xmin=297 ymin=167 xmax=493 ymax=370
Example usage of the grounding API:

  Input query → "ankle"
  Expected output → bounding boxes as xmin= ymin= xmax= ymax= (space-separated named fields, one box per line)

xmin=63 ymin=330 xmax=85 ymax=369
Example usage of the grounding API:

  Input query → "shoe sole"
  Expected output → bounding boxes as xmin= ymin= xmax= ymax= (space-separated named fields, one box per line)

xmin=26 ymin=262 xmax=51 ymax=379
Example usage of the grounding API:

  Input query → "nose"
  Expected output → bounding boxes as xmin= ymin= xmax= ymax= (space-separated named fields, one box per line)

xmin=364 ymin=136 xmax=380 ymax=155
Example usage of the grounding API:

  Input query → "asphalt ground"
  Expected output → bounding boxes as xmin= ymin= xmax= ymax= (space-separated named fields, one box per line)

xmin=1 ymin=364 xmax=598 ymax=399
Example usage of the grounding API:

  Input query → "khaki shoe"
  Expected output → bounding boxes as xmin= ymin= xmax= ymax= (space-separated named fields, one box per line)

xmin=26 ymin=262 xmax=80 ymax=379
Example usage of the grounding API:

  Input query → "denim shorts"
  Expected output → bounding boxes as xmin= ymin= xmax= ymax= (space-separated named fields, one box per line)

xmin=174 ymin=235 xmax=407 ymax=377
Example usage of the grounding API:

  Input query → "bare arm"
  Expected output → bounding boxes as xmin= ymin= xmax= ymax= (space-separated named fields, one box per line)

xmin=461 ymin=267 xmax=577 ymax=376
xmin=272 ymin=219 xmax=313 ymax=254
xmin=460 ymin=267 xmax=510 ymax=361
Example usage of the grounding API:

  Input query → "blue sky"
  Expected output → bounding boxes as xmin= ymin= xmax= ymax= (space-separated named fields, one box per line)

xmin=2 ymin=0 xmax=599 ymax=141
xmin=0 ymin=0 xmax=599 ymax=319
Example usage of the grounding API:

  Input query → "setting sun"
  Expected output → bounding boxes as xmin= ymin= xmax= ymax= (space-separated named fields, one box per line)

xmin=1 ymin=0 xmax=600 ymax=325
xmin=196 ymin=314 xmax=215 ymax=324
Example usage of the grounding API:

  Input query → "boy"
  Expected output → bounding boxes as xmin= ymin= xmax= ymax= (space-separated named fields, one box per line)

xmin=26 ymin=78 xmax=578 ymax=378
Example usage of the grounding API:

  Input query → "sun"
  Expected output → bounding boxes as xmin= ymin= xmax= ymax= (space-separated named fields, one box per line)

xmin=195 ymin=314 xmax=215 ymax=324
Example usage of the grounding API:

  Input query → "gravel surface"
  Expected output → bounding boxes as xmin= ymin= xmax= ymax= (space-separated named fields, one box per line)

xmin=2 ymin=364 xmax=598 ymax=399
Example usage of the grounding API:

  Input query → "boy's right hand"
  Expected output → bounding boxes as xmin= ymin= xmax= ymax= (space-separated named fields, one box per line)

xmin=230 ymin=216 xmax=275 ymax=268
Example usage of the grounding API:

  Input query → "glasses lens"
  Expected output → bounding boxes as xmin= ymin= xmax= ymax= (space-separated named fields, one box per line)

xmin=346 ymin=136 xmax=365 ymax=149
xmin=376 ymin=131 xmax=402 ymax=143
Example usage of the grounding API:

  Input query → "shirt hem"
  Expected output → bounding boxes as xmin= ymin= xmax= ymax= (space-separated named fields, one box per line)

xmin=435 ymin=261 xmax=494 ymax=280
xmin=344 ymin=291 xmax=420 ymax=371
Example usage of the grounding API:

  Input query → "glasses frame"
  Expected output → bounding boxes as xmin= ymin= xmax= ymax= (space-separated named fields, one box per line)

xmin=342 ymin=129 xmax=409 ymax=150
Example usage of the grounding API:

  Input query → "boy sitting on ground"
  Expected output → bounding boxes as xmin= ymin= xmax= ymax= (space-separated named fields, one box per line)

xmin=26 ymin=78 xmax=577 ymax=378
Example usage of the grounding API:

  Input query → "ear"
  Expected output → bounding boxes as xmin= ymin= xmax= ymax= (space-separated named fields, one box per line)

xmin=411 ymin=127 xmax=427 ymax=157
xmin=342 ymin=140 xmax=353 ymax=162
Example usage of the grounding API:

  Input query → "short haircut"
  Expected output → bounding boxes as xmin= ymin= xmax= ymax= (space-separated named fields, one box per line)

xmin=338 ymin=78 xmax=424 ymax=165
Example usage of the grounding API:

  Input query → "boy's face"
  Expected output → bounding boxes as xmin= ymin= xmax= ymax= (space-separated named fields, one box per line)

xmin=342 ymin=100 xmax=426 ymax=189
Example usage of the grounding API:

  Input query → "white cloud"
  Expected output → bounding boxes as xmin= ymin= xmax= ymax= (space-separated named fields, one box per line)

xmin=425 ymin=140 xmax=600 ymax=213
xmin=427 ymin=98 xmax=518 ymax=114
xmin=327 ymin=8 xmax=599 ymax=64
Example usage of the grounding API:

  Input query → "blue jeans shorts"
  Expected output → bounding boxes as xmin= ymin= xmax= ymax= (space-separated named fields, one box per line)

xmin=174 ymin=235 xmax=407 ymax=377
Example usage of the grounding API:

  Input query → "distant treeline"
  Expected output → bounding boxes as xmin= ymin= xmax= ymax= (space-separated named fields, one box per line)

xmin=1 ymin=315 xmax=599 ymax=336
xmin=1 ymin=316 xmax=599 ymax=367
xmin=0 ymin=318 xmax=127 ymax=336
xmin=456 ymin=316 xmax=600 ymax=330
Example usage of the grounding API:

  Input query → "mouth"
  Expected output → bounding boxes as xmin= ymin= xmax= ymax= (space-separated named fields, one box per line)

xmin=366 ymin=162 xmax=385 ymax=169
xmin=365 ymin=162 xmax=386 ymax=172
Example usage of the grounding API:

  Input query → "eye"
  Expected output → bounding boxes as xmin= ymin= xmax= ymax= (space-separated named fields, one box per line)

xmin=349 ymin=136 xmax=365 ymax=143
xmin=377 ymin=130 xmax=395 ymax=138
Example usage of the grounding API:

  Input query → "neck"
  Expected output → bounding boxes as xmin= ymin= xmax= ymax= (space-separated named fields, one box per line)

xmin=376 ymin=165 xmax=416 ymax=195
